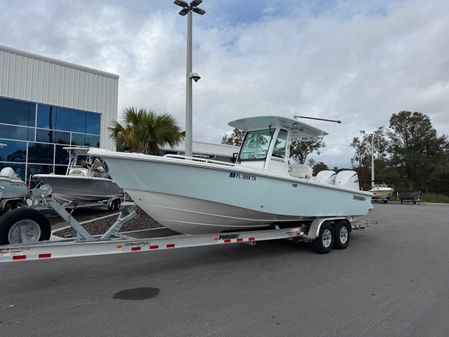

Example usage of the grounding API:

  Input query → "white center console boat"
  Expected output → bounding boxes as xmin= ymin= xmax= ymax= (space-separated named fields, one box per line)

xmin=89 ymin=116 xmax=373 ymax=234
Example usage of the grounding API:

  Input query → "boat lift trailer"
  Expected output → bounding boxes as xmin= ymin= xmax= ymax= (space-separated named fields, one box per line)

xmin=0 ymin=189 xmax=367 ymax=263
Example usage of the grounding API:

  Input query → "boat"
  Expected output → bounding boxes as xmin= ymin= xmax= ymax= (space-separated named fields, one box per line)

xmin=369 ymin=182 xmax=394 ymax=201
xmin=34 ymin=147 xmax=123 ymax=204
xmin=0 ymin=167 xmax=29 ymax=210
xmin=89 ymin=116 xmax=373 ymax=234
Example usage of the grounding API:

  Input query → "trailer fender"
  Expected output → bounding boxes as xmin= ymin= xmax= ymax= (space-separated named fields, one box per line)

xmin=304 ymin=217 xmax=350 ymax=240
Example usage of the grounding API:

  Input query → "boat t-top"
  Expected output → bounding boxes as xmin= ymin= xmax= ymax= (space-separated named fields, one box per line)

xmin=89 ymin=116 xmax=373 ymax=234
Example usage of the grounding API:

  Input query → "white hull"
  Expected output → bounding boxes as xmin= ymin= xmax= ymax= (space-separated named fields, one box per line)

xmin=34 ymin=174 xmax=123 ymax=203
xmin=128 ymin=190 xmax=311 ymax=234
xmin=369 ymin=187 xmax=393 ymax=200
xmin=89 ymin=150 xmax=373 ymax=234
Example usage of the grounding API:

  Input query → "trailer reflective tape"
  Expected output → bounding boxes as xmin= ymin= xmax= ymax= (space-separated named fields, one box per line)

xmin=116 ymin=245 xmax=124 ymax=249
xmin=149 ymin=245 xmax=159 ymax=250
xmin=131 ymin=247 xmax=141 ymax=252
xmin=224 ymin=239 xmax=231 ymax=243
xmin=237 ymin=238 xmax=243 ymax=242
xmin=166 ymin=243 xmax=175 ymax=249
xmin=248 ymin=237 xmax=255 ymax=241
xmin=13 ymin=255 xmax=26 ymax=261
xmin=38 ymin=253 xmax=51 ymax=259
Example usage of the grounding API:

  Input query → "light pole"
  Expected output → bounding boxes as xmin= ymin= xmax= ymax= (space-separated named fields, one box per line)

xmin=371 ymin=132 xmax=375 ymax=188
xmin=174 ymin=0 xmax=206 ymax=157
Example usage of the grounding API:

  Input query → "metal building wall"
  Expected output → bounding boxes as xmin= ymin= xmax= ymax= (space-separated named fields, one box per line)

xmin=0 ymin=45 xmax=119 ymax=149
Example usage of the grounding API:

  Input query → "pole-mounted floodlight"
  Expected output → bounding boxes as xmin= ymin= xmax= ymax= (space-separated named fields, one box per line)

xmin=174 ymin=0 xmax=206 ymax=157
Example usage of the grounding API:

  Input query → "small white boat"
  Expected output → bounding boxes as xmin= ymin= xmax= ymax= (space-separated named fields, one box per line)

xmin=34 ymin=147 xmax=123 ymax=204
xmin=89 ymin=116 xmax=373 ymax=234
xmin=369 ymin=182 xmax=394 ymax=201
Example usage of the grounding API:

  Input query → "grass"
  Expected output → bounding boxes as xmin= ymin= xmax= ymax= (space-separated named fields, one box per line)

xmin=421 ymin=193 xmax=449 ymax=203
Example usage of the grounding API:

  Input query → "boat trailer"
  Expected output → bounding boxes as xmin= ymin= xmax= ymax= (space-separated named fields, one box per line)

xmin=0 ymin=186 xmax=368 ymax=263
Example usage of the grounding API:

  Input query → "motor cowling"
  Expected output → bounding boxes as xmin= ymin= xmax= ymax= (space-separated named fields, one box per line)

xmin=335 ymin=170 xmax=360 ymax=190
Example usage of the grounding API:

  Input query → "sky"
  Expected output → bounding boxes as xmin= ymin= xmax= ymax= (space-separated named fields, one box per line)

xmin=1 ymin=0 xmax=448 ymax=167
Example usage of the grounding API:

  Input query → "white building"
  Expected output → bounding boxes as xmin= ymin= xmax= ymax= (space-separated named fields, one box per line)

xmin=0 ymin=45 xmax=118 ymax=181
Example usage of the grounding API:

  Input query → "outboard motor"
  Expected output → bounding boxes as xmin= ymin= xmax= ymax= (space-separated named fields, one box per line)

xmin=315 ymin=170 xmax=336 ymax=184
xmin=335 ymin=170 xmax=360 ymax=190
xmin=0 ymin=167 xmax=17 ymax=178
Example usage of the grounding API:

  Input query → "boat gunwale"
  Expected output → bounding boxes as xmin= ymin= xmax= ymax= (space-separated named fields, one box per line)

xmin=89 ymin=149 xmax=373 ymax=197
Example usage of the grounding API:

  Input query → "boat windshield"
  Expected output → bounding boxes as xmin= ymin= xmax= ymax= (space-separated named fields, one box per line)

xmin=239 ymin=129 xmax=273 ymax=161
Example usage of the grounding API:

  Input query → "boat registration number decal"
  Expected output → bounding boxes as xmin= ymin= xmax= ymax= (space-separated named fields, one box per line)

xmin=353 ymin=195 xmax=366 ymax=201
xmin=229 ymin=172 xmax=256 ymax=181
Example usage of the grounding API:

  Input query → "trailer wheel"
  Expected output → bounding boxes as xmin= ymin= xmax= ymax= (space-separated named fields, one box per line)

xmin=333 ymin=220 xmax=351 ymax=250
xmin=0 ymin=208 xmax=51 ymax=245
xmin=313 ymin=222 xmax=334 ymax=254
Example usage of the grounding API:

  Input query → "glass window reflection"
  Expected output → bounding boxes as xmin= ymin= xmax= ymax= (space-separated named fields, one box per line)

xmin=85 ymin=135 xmax=100 ymax=147
xmin=71 ymin=133 xmax=85 ymax=146
xmin=28 ymin=143 xmax=54 ymax=164
xmin=0 ymin=97 xmax=35 ymax=127
xmin=0 ymin=140 xmax=27 ymax=162
xmin=55 ymin=145 xmax=69 ymax=165
xmin=0 ymin=124 xmax=34 ymax=141
xmin=36 ymin=129 xmax=70 ymax=144
xmin=86 ymin=112 xmax=100 ymax=135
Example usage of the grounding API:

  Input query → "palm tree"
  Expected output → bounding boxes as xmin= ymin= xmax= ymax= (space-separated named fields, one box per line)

xmin=109 ymin=107 xmax=183 ymax=155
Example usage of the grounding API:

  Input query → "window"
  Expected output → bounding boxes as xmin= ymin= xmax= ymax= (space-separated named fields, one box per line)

xmin=86 ymin=112 xmax=101 ymax=135
xmin=28 ymin=143 xmax=55 ymax=164
xmin=85 ymin=135 xmax=100 ymax=147
xmin=0 ymin=124 xmax=34 ymax=141
xmin=0 ymin=140 xmax=27 ymax=162
xmin=0 ymin=97 xmax=35 ymax=127
xmin=272 ymin=129 xmax=288 ymax=159
xmin=239 ymin=129 xmax=273 ymax=161
xmin=37 ymin=104 xmax=101 ymax=135
xmin=36 ymin=129 xmax=70 ymax=144
xmin=55 ymin=145 xmax=69 ymax=164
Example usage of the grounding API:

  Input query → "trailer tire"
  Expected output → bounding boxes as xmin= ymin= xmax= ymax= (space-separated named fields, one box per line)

xmin=313 ymin=222 xmax=334 ymax=254
xmin=0 ymin=208 xmax=51 ymax=245
xmin=333 ymin=220 xmax=351 ymax=250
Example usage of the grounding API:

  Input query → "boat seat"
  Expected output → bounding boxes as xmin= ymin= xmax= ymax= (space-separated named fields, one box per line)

xmin=68 ymin=168 xmax=88 ymax=177
xmin=315 ymin=170 xmax=336 ymax=184
xmin=289 ymin=164 xmax=313 ymax=179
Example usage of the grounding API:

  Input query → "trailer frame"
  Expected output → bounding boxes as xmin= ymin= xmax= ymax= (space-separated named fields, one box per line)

xmin=0 ymin=186 xmax=367 ymax=263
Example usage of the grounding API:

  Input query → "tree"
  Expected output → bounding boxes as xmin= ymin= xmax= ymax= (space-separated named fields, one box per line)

xmin=222 ymin=128 xmax=245 ymax=146
xmin=289 ymin=138 xmax=326 ymax=164
xmin=350 ymin=127 xmax=388 ymax=168
xmin=388 ymin=111 xmax=447 ymax=190
xmin=109 ymin=107 xmax=183 ymax=155
xmin=312 ymin=161 xmax=329 ymax=175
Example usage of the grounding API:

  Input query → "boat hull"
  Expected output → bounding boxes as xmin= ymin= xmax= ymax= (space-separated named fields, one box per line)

xmin=34 ymin=175 xmax=123 ymax=203
xmin=370 ymin=188 xmax=393 ymax=200
xmin=0 ymin=177 xmax=28 ymax=200
xmin=90 ymin=151 xmax=373 ymax=234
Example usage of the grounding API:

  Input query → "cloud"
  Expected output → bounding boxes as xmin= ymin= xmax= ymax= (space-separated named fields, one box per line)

xmin=1 ymin=0 xmax=449 ymax=167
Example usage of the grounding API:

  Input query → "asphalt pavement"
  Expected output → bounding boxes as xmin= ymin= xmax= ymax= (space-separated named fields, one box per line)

xmin=1 ymin=203 xmax=449 ymax=337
